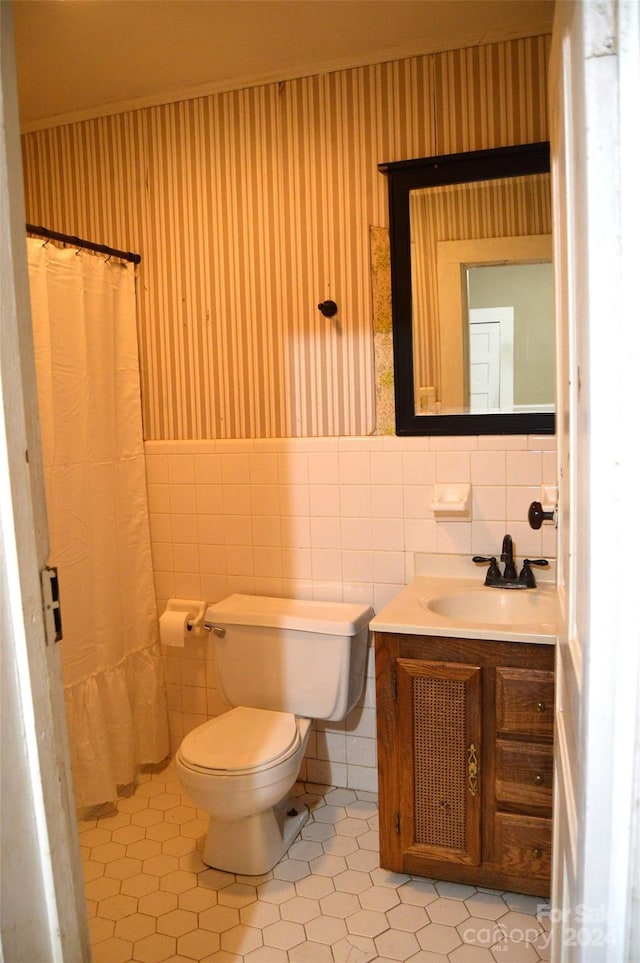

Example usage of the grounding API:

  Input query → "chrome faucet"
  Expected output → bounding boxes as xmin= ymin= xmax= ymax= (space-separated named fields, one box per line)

xmin=473 ymin=534 xmax=549 ymax=589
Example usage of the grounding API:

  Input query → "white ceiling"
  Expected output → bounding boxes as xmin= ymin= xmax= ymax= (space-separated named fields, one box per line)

xmin=12 ymin=0 xmax=555 ymax=130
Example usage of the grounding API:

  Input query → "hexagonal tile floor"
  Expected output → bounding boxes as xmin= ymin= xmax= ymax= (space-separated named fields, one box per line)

xmin=81 ymin=761 xmax=551 ymax=962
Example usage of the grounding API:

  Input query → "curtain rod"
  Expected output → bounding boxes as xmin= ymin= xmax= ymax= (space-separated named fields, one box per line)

xmin=26 ymin=224 xmax=141 ymax=265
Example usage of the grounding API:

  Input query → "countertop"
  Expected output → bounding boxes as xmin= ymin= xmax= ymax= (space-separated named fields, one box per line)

xmin=370 ymin=555 xmax=558 ymax=645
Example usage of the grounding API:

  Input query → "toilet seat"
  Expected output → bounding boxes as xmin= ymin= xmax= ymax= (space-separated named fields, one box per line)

xmin=179 ymin=706 xmax=301 ymax=776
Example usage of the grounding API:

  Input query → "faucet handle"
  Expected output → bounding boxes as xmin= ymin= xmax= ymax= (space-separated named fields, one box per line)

xmin=472 ymin=555 xmax=501 ymax=580
xmin=519 ymin=558 xmax=549 ymax=588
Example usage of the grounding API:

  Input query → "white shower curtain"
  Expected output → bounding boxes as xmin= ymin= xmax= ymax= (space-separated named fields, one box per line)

xmin=27 ymin=238 xmax=169 ymax=810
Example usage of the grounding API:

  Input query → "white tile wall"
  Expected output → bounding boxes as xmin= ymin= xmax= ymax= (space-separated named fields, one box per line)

xmin=146 ymin=434 xmax=557 ymax=792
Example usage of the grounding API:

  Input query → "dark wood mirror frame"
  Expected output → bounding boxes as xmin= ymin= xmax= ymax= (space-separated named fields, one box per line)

xmin=379 ymin=141 xmax=555 ymax=436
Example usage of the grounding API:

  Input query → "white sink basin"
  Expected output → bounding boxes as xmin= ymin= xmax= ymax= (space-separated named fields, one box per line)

xmin=369 ymin=556 xmax=558 ymax=643
xmin=421 ymin=587 xmax=557 ymax=627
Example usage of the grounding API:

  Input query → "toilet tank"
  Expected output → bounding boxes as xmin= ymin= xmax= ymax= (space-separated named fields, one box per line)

xmin=206 ymin=594 xmax=374 ymax=722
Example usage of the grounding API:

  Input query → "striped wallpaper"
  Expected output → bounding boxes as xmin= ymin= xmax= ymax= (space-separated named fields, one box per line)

xmin=21 ymin=35 xmax=550 ymax=440
xmin=433 ymin=36 xmax=550 ymax=154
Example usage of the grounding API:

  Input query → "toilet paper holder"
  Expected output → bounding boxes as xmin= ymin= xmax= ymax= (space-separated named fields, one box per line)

xmin=187 ymin=619 xmax=224 ymax=638
xmin=162 ymin=599 xmax=225 ymax=639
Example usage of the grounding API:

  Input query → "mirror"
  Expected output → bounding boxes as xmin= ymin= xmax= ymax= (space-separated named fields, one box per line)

xmin=379 ymin=142 xmax=555 ymax=435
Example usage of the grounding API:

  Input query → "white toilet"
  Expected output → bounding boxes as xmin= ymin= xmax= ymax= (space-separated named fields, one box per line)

xmin=175 ymin=593 xmax=373 ymax=875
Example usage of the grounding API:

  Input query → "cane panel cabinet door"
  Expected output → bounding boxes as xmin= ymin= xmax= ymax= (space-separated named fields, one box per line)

xmin=375 ymin=631 xmax=554 ymax=897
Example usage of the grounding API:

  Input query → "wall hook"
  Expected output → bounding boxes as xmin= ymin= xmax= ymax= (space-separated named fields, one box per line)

xmin=528 ymin=500 xmax=556 ymax=529
xmin=318 ymin=299 xmax=338 ymax=318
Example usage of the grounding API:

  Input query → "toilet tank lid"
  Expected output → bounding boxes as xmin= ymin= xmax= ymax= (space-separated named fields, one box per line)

xmin=206 ymin=594 xmax=374 ymax=635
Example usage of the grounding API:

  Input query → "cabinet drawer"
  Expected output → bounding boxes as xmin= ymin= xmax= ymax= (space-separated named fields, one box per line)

xmin=496 ymin=740 xmax=553 ymax=811
xmin=496 ymin=668 xmax=554 ymax=737
xmin=495 ymin=813 xmax=552 ymax=881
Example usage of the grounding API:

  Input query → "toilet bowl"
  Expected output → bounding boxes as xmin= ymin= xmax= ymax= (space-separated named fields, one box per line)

xmin=173 ymin=593 xmax=373 ymax=875
xmin=176 ymin=707 xmax=312 ymax=875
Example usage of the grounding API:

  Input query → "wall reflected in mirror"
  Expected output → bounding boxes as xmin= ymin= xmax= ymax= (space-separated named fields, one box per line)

xmin=409 ymin=171 xmax=554 ymax=417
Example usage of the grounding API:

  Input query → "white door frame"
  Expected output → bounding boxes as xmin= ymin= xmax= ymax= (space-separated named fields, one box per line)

xmin=0 ymin=6 xmax=90 ymax=959
xmin=550 ymin=1 xmax=640 ymax=958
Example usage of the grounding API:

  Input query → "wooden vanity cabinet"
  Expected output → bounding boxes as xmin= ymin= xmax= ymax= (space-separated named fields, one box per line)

xmin=375 ymin=632 xmax=554 ymax=897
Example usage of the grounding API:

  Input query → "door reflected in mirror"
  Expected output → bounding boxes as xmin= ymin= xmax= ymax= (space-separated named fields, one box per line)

xmin=380 ymin=143 xmax=555 ymax=435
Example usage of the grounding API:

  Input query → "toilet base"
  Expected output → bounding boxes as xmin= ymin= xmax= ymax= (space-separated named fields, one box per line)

xmin=202 ymin=793 xmax=310 ymax=875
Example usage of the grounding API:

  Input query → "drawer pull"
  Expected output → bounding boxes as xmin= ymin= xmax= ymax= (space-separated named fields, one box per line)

xmin=468 ymin=743 xmax=479 ymax=796
xmin=535 ymin=701 xmax=547 ymax=714
xmin=532 ymin=847 xmax=543 ymax=859
xmin=534 ymin=773 xmax=545 ymax=785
